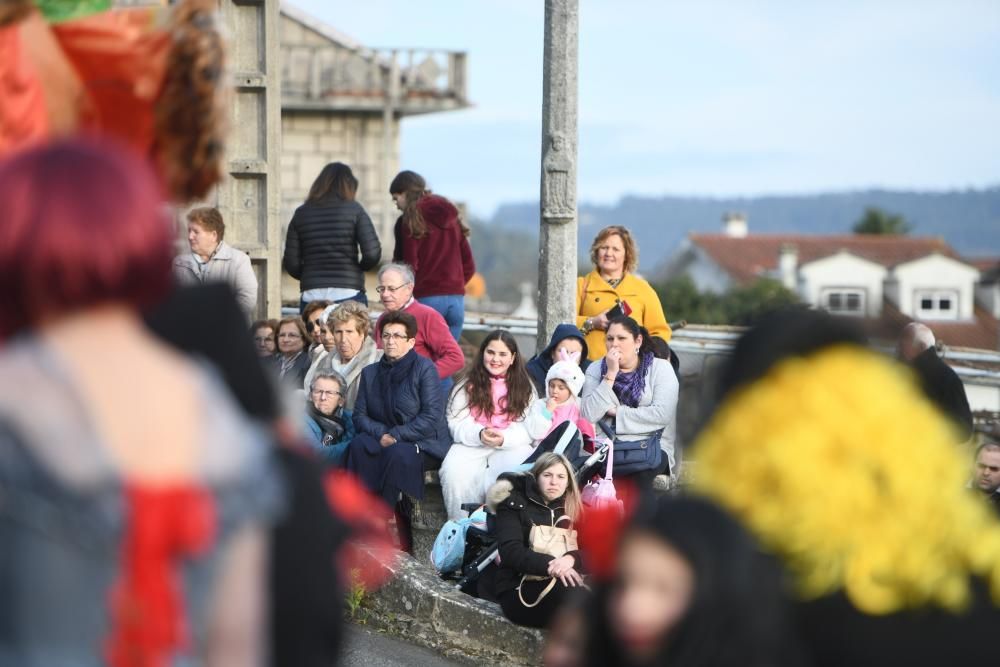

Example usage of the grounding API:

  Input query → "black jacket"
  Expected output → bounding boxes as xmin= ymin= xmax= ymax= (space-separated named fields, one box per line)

xmin=491 ymin=472 xmax=581 ymax=596
xmin=911 ymin=348 xmax=973 ymax=441
xmin=283 ymin=197 xmax=381 ymax=292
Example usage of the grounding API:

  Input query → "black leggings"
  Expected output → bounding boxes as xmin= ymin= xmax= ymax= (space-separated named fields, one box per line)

xmin=497 ymin=578 xmax=571 ymax=629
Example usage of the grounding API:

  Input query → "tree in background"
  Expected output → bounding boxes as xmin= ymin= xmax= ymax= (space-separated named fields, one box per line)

xmin=656 ymin=276 xmax=801 ymax=326
xmin=853 ymin=207 xmax=911 ymax=235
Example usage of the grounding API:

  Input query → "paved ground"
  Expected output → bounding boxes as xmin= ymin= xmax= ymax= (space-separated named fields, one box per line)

xmin=339 ymin=625 xmax=464 ymax=667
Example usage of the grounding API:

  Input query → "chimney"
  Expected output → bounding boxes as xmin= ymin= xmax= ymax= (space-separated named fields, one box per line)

xmin=723 ymin=212 xmax=748 ymax=238
xmin=779 ymin=243 xmax=798 ymax=290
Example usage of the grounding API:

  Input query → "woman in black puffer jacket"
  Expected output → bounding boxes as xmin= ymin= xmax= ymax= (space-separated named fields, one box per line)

xmin=283 ymin=162 xmax=381 ymax=310
xmin=488 ymin=452 xmax=586 ymax=628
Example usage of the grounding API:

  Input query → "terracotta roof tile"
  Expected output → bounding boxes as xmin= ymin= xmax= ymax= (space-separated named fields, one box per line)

xmin=691 ymin=233 xmax=959 ymax=285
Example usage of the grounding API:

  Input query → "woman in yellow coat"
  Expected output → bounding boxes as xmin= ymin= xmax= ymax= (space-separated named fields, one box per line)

xmin=576 ymin=225 xmax=671 ymax=361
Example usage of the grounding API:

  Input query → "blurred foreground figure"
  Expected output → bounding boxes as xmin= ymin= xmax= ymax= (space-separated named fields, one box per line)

xmin=0 ymin=0 xmax=226 ymax=201
xmin=575 ymin=496 xmax=803 ymax=667
xmin=0 ymin=139 xmax=281 ymax=665
xmin=693 ymin=309 xmax=1000 ymax=667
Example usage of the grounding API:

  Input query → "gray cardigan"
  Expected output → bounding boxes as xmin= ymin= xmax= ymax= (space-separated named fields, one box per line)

xmin=580 ymin=356 xmax=679 ymax=473
xmin=173 ymin=241 xmax=258 ymax=316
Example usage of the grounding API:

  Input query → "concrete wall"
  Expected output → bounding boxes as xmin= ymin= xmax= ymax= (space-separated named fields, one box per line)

xmin=892 ymin=254 xmax=980 ymax=320
xmin=967 ymin=383 xmax=1000 ymax=413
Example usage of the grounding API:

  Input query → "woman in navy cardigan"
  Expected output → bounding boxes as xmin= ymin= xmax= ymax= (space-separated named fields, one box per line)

xmin=345 ymin=310 xmax=451 ymax=536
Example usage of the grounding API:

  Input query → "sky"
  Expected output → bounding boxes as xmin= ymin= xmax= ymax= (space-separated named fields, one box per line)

xmin=290 ymin=0 xmax=1000 ymax=219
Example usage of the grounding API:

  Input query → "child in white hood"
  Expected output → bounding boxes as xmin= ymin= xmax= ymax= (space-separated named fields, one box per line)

xmin=525 ymin=360 xmax=596 ymax=443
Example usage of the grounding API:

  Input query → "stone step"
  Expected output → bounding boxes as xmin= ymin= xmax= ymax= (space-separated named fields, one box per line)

xmin=356 ymin=545 xmax=544 ymax=666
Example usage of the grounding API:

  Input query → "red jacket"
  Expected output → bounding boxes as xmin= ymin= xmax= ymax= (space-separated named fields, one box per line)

xmin=393 ymin=194 xmax=475 ymax=298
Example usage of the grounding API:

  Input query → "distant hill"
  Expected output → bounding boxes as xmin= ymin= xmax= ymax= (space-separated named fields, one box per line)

xmin=487 ymin=187 xmax=1000 ymax=276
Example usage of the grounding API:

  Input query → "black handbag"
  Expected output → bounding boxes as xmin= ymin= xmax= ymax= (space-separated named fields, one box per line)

xmin=598 ymin=420 xmax=663 ymax=476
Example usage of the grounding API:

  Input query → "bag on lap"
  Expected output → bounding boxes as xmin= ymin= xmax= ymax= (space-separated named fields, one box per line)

xmin=517 ymin=516 xmax=579 ymax=608
xmin=597 ymin=420 xmax=663 ymax=476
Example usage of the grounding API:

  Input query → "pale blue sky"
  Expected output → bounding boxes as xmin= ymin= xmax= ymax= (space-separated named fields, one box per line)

xmin=290 ymin=0 xmax=1000 ymax=218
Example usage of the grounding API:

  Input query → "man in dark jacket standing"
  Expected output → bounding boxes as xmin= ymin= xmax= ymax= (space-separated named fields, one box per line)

xmin=899 ymin=323 xmax=973 ymax=442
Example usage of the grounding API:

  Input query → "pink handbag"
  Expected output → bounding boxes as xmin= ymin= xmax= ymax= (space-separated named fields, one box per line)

xmin=581 ymin=438 xmax=623 ymax=514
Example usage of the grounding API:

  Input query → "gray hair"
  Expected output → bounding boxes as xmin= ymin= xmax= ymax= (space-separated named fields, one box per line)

xmin=901 ymin=322 xmax=936 ymax=352
xmin=309 ymin=369 xmax=348 ymax=394
xmin=378 ymin=262 xmax=415 ymax=285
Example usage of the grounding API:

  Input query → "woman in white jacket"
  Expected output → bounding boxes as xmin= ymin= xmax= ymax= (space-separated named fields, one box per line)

xmin=440 ymin=330 xmax=537 ymax=520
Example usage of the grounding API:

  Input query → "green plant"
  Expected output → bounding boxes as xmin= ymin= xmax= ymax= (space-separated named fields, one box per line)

xmin=345 ymin=569 xmax=367 ymax=622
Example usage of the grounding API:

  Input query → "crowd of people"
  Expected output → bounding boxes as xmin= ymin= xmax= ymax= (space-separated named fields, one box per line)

xmin=2 ymin=137 xmax=999 ymax=667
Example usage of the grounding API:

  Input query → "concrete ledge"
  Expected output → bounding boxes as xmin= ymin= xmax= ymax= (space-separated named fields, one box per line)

xmin=358 ymin=546 xmax=544 ymax=666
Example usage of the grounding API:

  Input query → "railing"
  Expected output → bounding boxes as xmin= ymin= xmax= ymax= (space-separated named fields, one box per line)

xmin=282 ymin=44 xmax=467 ymax=106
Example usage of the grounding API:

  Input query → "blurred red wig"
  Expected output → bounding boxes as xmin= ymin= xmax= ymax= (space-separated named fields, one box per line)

xmin=0 ymin=138 xmax=173 ymax=340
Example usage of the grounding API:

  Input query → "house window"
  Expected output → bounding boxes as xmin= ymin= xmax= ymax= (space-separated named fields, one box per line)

xmin=822 ymin=289 xmax=865 ymax=316
xmin=914 ymin=289 xmax=959 ymax=320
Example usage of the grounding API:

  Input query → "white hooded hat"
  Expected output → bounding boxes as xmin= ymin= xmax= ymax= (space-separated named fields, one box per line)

xmin=545 ymin=360 xmax=586 ymax=398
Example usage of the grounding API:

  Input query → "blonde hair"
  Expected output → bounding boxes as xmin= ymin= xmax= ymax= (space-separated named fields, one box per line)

xmin=327 ymin=300 xmax=371 ymax=338
xmin=531 ymin=452 xmax=582 ymax=522
xmin=693 ymin=345 xmax=1000 ymax=615
xmin=589 ymin=225 xmax=638 ymax=274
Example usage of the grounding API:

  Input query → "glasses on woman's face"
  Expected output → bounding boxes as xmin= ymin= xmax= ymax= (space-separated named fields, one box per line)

xmin=311 ymin=389 xmax=341 ymax=399
xmin=375 ymin=283 xmax=411 ymax=295
xmin=278 ymin=332 xmax=302 ymax=339
xmin=382 ymin=332 xmax=411 ymax=342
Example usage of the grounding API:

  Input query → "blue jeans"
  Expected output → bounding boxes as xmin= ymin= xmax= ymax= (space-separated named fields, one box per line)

xmin=420 ymin=294 xmax=465 ymax=342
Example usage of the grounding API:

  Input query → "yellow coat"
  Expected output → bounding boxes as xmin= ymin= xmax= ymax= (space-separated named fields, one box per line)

xmin=575 ymin=270 xmax=671 ymax=361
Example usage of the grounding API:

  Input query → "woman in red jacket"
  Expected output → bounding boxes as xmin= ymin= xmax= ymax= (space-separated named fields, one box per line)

xmin=390 ymin=170 xmax=475 ymax=342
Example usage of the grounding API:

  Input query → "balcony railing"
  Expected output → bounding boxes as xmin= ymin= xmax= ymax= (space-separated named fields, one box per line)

xmin=282 ymin=44 xmax=468 ymax=114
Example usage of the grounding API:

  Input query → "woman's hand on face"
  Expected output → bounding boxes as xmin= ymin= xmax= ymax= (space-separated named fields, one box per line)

xmin=605 ymin=348 xmax=622 ymax=376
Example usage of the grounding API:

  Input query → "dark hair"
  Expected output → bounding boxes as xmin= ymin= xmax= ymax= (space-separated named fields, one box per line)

xmin=585 ymin=496 xmax=805 ymax=667
xmin=0 ymin=138 xmax=172 ymax=340
xmin=606 ymin=316 xmax=656 ymax=357
xmin=187 ymin=206 xmax=225 ymax=241
xmin=302 ymin=300 xmax=332 ymax=332
xmin=307 ymin=162 xmax=358 ymax=202
xmin=250 ymin=318 xmax=278 ymax=337
xmin=390 ymin=170 xmax=430 ymax=239
xmin=462 ymin=330 xmax=533 ymax=419
xmin=380 ymin=310 xmax=418 ymax=340
xmin=715 ymin=308 xmax=868 ymax=404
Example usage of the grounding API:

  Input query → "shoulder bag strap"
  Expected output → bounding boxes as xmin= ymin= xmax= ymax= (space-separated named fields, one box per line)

xmin=605 ymin=436 xmax=614 ymax=481
xmin=518 ymin=575 xmax=558 ymax=608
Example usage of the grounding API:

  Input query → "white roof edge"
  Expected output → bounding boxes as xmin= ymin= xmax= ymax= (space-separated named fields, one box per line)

xmin=280 ymin=1 xmax=367 ymax=52
xmin=893 ymin=251 xmax=981 ymax=274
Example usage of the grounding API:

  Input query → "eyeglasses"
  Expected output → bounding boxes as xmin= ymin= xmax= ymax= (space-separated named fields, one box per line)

xmin=375 ymin=283 xmax=411 ymax=295
xmin=307 ymin=318 xmax=324 ymax=331
xmin=311 ymin=389 xmax=341 ymax=399
xmin=278 ymin=332 xmax=302 ymax=339
xmin=382 ymin=332 xmax=411 ymax=342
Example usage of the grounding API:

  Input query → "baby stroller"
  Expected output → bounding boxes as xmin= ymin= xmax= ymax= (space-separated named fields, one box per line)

xmin=451 ymin=422 xmax=611 ymax=599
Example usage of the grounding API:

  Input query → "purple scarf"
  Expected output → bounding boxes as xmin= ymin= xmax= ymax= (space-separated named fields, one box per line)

xmin=601 ymin=351 xmax=653 ymax=408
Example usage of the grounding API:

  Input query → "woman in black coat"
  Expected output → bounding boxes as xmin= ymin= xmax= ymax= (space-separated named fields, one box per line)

xmin=344 ymin=310 xmax=451 ymax=520
xmin=488 ymin=452 xmax=586 ymax=629
xmin=283 ymin=162 xmax=381 ymax=309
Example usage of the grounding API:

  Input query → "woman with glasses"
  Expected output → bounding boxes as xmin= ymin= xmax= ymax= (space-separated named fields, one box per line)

xmin=344 ymin=310 xmax=451 ymax=551
xmin=303 ymin=369 xmax=355 ymax=466
xmin=284 ymin=162 xmax=381 ymax=310
xmin=272 ymin=316 xmax=311 ymax=387
xmin=250 ymin=318 xmax=278 ymax=357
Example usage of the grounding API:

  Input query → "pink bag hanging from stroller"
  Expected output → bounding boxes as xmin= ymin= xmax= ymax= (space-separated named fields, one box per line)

xmin=581 ymin=437 xmax=623 ymax=515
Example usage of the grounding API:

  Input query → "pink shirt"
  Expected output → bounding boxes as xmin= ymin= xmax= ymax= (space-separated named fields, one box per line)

xmin=470 ymin=375 xmax=514 ymax=430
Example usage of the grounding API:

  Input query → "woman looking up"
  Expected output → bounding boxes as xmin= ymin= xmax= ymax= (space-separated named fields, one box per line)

xmin=390 ymin=170 xmax=475 ymax=342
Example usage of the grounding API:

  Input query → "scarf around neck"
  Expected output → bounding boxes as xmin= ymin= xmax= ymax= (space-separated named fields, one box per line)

xmin=601 ymin=350 xmax=653 ymax=408
xmin=307 ymin=401 xmax=346 ymax=444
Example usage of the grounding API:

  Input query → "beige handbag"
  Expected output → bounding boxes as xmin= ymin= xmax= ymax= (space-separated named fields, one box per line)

xmin=517 ymin=516 xmax=578 ymax=608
